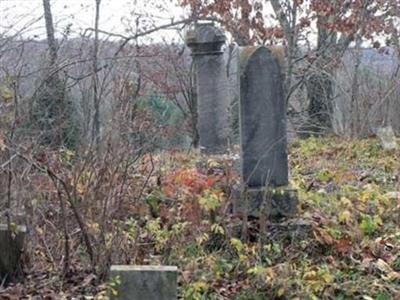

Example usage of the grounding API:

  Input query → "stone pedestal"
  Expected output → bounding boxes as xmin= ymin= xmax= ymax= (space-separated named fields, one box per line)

xmin=186 ymin=23 xmax=230 ymax=154
xmin=240 ymin=187 xmax=298 ymax=219
xmin=109 ymin=265 xmax=178 ymax=300
xmin=0 ymin=224 xmax=26 ymax=282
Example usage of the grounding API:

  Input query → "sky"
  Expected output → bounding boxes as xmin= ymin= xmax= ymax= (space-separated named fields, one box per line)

xmin=0 ymin=0 xmax=186 ymax=41
xmin=1 ymin=0 xmax=394 ymax=47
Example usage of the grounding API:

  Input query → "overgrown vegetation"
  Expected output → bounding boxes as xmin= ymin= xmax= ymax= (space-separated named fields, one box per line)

xmin=1 ymin=137 xmax=399 ymax=299
xmin=1 ymin=1 xmax=399 ymax=299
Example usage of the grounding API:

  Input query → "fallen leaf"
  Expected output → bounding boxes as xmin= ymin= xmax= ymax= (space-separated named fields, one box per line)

xmin=303 ymin=270 xmax=317 ymax=280
xmin=338 ymin=210 xmax=351 ymax=223
xmin=313 ymin=227 xmax=335 ymax=246
xmin=335 ymin=237 xmax=352 ymax=255
xmin=375 ymin=258 xmax=392 ymax=273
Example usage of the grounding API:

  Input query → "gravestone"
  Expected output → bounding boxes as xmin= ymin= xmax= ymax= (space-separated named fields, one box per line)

xmin=109 ymin=265 xmax=178 ymax=300
xmin=0 ymin=224 xmax=26 ymax=283
xmin=186 ymin=23 xmax=230 ymax=154
xmin=227 ymin=46 xmax=287 ymax=144
xmin=377 ymin=126 xmax=398 ymax=150
xmin=239 ymin=46 xmax=297 ymax=218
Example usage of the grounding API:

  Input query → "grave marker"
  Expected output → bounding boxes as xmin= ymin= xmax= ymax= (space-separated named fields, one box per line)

xmin=0 ymin=224 xmax=26 ymax=283
xmin=109 ymin=265 xmax=178 ymax=300
xmin=186 ymin=23 xmax=230 ymax=154
xmin=239 ymin=46 xmax=297 ymax=217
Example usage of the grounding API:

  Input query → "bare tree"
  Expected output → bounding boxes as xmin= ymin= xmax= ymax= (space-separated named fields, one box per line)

xmin=30 ymin=0 xmax=77 ymax=147
xmin=43 ymin=0 xmax=58 ymax=67
xmin=92 ymin=0 xmax=102 ymax=146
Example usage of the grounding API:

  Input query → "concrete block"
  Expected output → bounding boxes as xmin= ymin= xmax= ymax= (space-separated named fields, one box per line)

xmin=0 ymin=224 xmax=26 ymax=283
xmin=109 ymin=265 xmax=178 ymax=300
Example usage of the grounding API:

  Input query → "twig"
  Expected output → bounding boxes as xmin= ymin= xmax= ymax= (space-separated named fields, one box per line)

xmin=3 ymin=143 xmax=95 ymax=270
xmin=55 ymin=184 xmax=70 ymax=276
xmin=0 ymin=154 xmax=17 ymax=170
xmin=136 ymin=154 xmax=155 ymax=202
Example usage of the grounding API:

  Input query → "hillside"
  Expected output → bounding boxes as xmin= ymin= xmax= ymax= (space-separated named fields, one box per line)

xmin=1 ymin=137 xmax=399 ymax=299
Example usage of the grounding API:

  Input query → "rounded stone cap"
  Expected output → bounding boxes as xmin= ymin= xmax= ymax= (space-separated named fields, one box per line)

xmin=186 ymin=23 xmax=226 ymax=55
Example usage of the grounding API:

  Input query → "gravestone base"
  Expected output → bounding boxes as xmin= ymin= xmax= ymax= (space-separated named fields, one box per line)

xmin=109 ymin=265 xmax=178 ymax=300
xmin=263 ymin=218 xmax=312 ymax=242
xmin=0 ymin=224 xmax=26 ymax=283
xmin=240 ymin=187 xmax=298 ymax=220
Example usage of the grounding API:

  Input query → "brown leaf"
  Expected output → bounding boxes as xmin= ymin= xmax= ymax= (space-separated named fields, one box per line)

xmin=335 ymin=237 xmax=352 ymax=255
xmin=313 ymin=227 xmax=335 ymax=246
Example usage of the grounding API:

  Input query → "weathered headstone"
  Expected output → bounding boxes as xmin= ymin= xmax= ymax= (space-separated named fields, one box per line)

xmin=240 ymin=46 xmax=288 ymax=187
xmin=377 ymin=126 xmax=398 ymax=150
xmin=0 ymin=224 xmax=26 ymax=283
xmin=227 ymin=45 xmax=287 ymax=144
xmin=239 ymin=46 xmax=297 ymax=217
xmin=109 ymin=265 xmax=178 ymax=300
xmin=186 ymin=23 xmax=230 ymax=154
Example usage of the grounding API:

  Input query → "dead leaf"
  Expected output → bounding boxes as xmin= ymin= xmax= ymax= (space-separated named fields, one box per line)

xmin=338 ymin=210 xmax=352 ymax=224
xmin=313 ymin=227 xmax=335 ymax=246
xmin=382 ymin=271 xmax=400 ymax=281
xmin=335 ymin=237 xmax=352 ymax=255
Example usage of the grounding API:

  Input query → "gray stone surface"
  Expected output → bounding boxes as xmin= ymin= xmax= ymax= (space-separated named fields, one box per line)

xmin=264 ymin=218 xmax=312 ymax=242
xmin=239 ymin=46 xmax=288 ymax=187
xmin=227 ymin=45 xmax=241 ymax=144
xmin=243 ymin=188 xmax=298 ymax=219
xmin=0 ymin=224 xmax=26 ymax=282
xmin=377 ymin=126 xmax=398 ymax=150
xmin=109 ymin=265 xmax=178 ymax=300
xmin=186 ymin=24 xmax=230 ymax=154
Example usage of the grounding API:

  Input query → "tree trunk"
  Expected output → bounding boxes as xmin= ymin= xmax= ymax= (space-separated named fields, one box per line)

xmin=37 ymin=0 xmax=65 ymax=146
xmin=92 ymin=0 xmax=101 ymax=147
xmin=35 ymin=0 xmax=78 ymax=148
xmin=350 ymin=35 xmax=363 ymax=137
xmin=43 ymin=0 xmax=58 ymax=66
xmin=303 ymin=10 xmax=340 ymax=135
xmin=305 ymin=71 xmax=334 ymax=134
